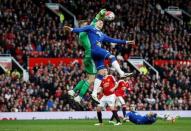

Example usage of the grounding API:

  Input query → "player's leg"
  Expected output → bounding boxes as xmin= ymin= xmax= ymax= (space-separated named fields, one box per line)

xmin=68 ymin=57 xmax=94 ymax=97
xmin=109 ymin=108 xmax=119 ymax=124
xmin=111 ymin=108 xmax=121 ymax=126
xmin=91 ymin=48 xmax=110 ymax=103
xmin=157 ymin=113 xmax=176 ymax=123
xmin=94 ymin=97 xmax=105 ymax=126
xmin=118 ymin=96 xmax=127 ymax=118
xmin=150 ymin=114 xmax=158 ymax=124
xmin=109 ymin=97 xmax=120 ymax=124
xmin=107 ymin=54 xmax=133 ymax=78
xmin=68 ymin=80 xmax=85 ymax=97
xmin=73 ymin=80 xmax=89 ymax=103
xmin=72 ymin=31 xmax=96 ymax=102
xmin=110 ymin=96 xmax=127 ymax=123
xmin=95 ymin=107 xmax=103 ymax=126
xmin=107 ymin=94 xmax=121 ymax=125
xmin=74 ymin=74 xmax=95 ymax=103
xmin=92 ymin=47 xmax=132 ymax=78
xmin=109 ymin=115 xmax=115 ymax=124
xmin=73 ymin=57 xmax=96 ymax=103
xmin=92 ymin=68 xmax=107 ymax=103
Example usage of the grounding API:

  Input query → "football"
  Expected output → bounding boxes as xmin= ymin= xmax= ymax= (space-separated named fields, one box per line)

xmin=105 ymin=11 xmax=115 ymax=21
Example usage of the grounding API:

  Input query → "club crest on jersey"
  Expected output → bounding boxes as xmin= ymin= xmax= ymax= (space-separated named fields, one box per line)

xmin=96 ymin=31 xmax=103 ymax=37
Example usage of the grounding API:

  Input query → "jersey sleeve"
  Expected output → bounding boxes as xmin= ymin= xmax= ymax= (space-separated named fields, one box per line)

xmin=100 ymin=80 xmax=103 ymax=88
xmin=72 ymin=25 xmax=92 ymax=33
xmin=90 ymin=19 xmax=97 ymax=27
xmin=103 ymin=34 xmax=126 ymax=44
xmin=109 ymin=75 xmax=116 ymax=83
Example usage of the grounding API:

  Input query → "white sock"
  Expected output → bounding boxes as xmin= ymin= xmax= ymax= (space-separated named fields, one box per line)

xmin=157 ymin=114 xmax=165 ymax=119
xmin=92 ymin=78 xmax=102 ymax=96
xmin=112 ymin=60 xmax=124 ymax=76
xmin=75 ymin=95 xmax=82 ymax=100
xmin=78 ymin=96 xmax=82 ymax=100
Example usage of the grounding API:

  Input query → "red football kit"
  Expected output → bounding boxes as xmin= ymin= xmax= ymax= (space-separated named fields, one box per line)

xmin=100 ymin=75 xmax=116 ymax=96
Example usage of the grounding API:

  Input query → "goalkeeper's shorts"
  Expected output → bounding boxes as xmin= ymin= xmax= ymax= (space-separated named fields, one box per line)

xmin=84 ymin=57 xmax=97 ymax=74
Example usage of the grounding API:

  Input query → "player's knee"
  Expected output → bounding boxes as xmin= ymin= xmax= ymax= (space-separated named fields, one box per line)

xmin=87 ymin=75 xmax=95 ymax=84
xmin=97 ymin=106 xmax=101 ymax=112
xmin=110 ymin=106 xmax=115 ymax=111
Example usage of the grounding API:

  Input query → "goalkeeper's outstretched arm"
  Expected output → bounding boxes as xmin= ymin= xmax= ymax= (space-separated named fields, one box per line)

xmin=64 ymin=9 xmax=106 ymax=31
xmin=91 ymin=9 xmax=107 ymax=26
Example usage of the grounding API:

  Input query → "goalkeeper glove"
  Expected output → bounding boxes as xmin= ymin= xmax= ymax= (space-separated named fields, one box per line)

xmin=96 ymin=9 xmax=107 ymax=20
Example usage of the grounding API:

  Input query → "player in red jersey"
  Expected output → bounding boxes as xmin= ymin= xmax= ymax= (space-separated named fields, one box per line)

xmin=109 ymin=76 xmax=132 ymax=123
xmin=95 ymin=70 xmax=121 ymax=126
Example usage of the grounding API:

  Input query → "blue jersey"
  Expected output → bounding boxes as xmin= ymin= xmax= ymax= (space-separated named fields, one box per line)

xmin=72 ymin=25 xmax=127 ymax=70
xmin=126 ymin=111 xmax=157 ymax=124
xmin=72 ymin=25 xmax=126 ymax=48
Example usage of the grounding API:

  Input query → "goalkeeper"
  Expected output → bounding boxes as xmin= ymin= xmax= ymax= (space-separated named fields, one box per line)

xmin=68 ymin=9 xmax=106 ymax=103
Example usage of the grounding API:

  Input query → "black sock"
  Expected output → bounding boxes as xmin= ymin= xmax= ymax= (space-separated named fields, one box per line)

xmin=122 ymin=107 xmax=126 ymax=117
xmin=97 ymin=111 xmax=102 ymax=123
xmin=112 ymin=110 xmax=120 ymax=123
xmin=110 ymin=114 xmax=114 ymax=121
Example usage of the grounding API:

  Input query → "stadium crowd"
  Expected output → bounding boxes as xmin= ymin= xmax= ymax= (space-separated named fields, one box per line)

xmin=0 ymin=62 xmax=190 ymax=112
xmin=0 ymin=0 xmax=190 ymax=64
xmin=0 ymin=0 xmax=190 ymax=112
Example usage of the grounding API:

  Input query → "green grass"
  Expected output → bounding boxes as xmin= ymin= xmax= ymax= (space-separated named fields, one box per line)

xmin=0 ymin=118 xmax=190 ymax=131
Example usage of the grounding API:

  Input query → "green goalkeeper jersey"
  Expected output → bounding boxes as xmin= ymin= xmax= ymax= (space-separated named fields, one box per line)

xmin=78 ymin=10 xmax=106 ymax=74
xmin=79 ymin=32 xmax=91 ymax=58
xmin=78 ymin=18 xmax=98 ymax=57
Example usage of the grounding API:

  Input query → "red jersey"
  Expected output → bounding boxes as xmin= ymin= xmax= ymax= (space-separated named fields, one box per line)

xmin=126 ymin=80 xmax=132 ymax=92
xmin=115 ymin=80 xmax=126 ymax=97
xmin=100 ymin=75 xmax=116 ymax=96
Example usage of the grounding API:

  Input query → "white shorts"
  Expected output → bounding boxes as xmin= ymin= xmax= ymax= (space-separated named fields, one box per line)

xmin=116 ymin=96 xmax=125 ymax=106
xmin=98 ymin=94 xmax=116 ymax=108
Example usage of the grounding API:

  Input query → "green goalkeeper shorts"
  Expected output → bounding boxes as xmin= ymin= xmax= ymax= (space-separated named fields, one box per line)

xmin=84 ymin=56 xmax=97 ymax=74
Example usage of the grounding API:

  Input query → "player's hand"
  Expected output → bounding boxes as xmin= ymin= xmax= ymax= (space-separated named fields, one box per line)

xmin=96 ymin=9 xmax=107 ymax=20
xmin=64 ymin=26 xmax=73 ymax=32
xmin=100 ymin=9 xmax=107 ymax=15
xmin=110 ymin=88 xmax=115 ymax=93
xmin=126 ymin=40 xmax=135 ymax=45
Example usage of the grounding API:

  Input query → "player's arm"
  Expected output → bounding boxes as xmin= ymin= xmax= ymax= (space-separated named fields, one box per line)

xmin=103 ymin=34 xmax=135 ymax=45
xmin=109 ymin=77 xmax=118 ymax=92
xmin=110 ymin=82 xmax=119 ymax=92
xmin=90 ymin=9 xmax=106 ymax=26
xmin=64 ymin=25 xmax=92 ymax=33
xmin=97 ymin=86 xmax=103 ymax=93
xmin=98 ymin=81 xmax=104 ymax=93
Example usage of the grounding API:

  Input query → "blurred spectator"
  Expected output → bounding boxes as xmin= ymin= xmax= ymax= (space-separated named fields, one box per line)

xmin=0 ymin=61 xmax=190 ymax=112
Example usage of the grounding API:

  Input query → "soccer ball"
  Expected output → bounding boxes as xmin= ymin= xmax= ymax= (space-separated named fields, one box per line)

xmin=105 ymin=11 xmax=115 ymax=21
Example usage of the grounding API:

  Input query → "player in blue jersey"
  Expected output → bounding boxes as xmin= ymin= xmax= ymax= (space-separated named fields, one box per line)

xmin=64 ymin=20 xmax=135 ymax=103
xmin=126 ymin=111 xmax=157 ymax=124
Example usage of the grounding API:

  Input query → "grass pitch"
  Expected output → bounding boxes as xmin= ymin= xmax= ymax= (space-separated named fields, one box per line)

xmin=0 ymin=118 xmax=190 ymax=131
